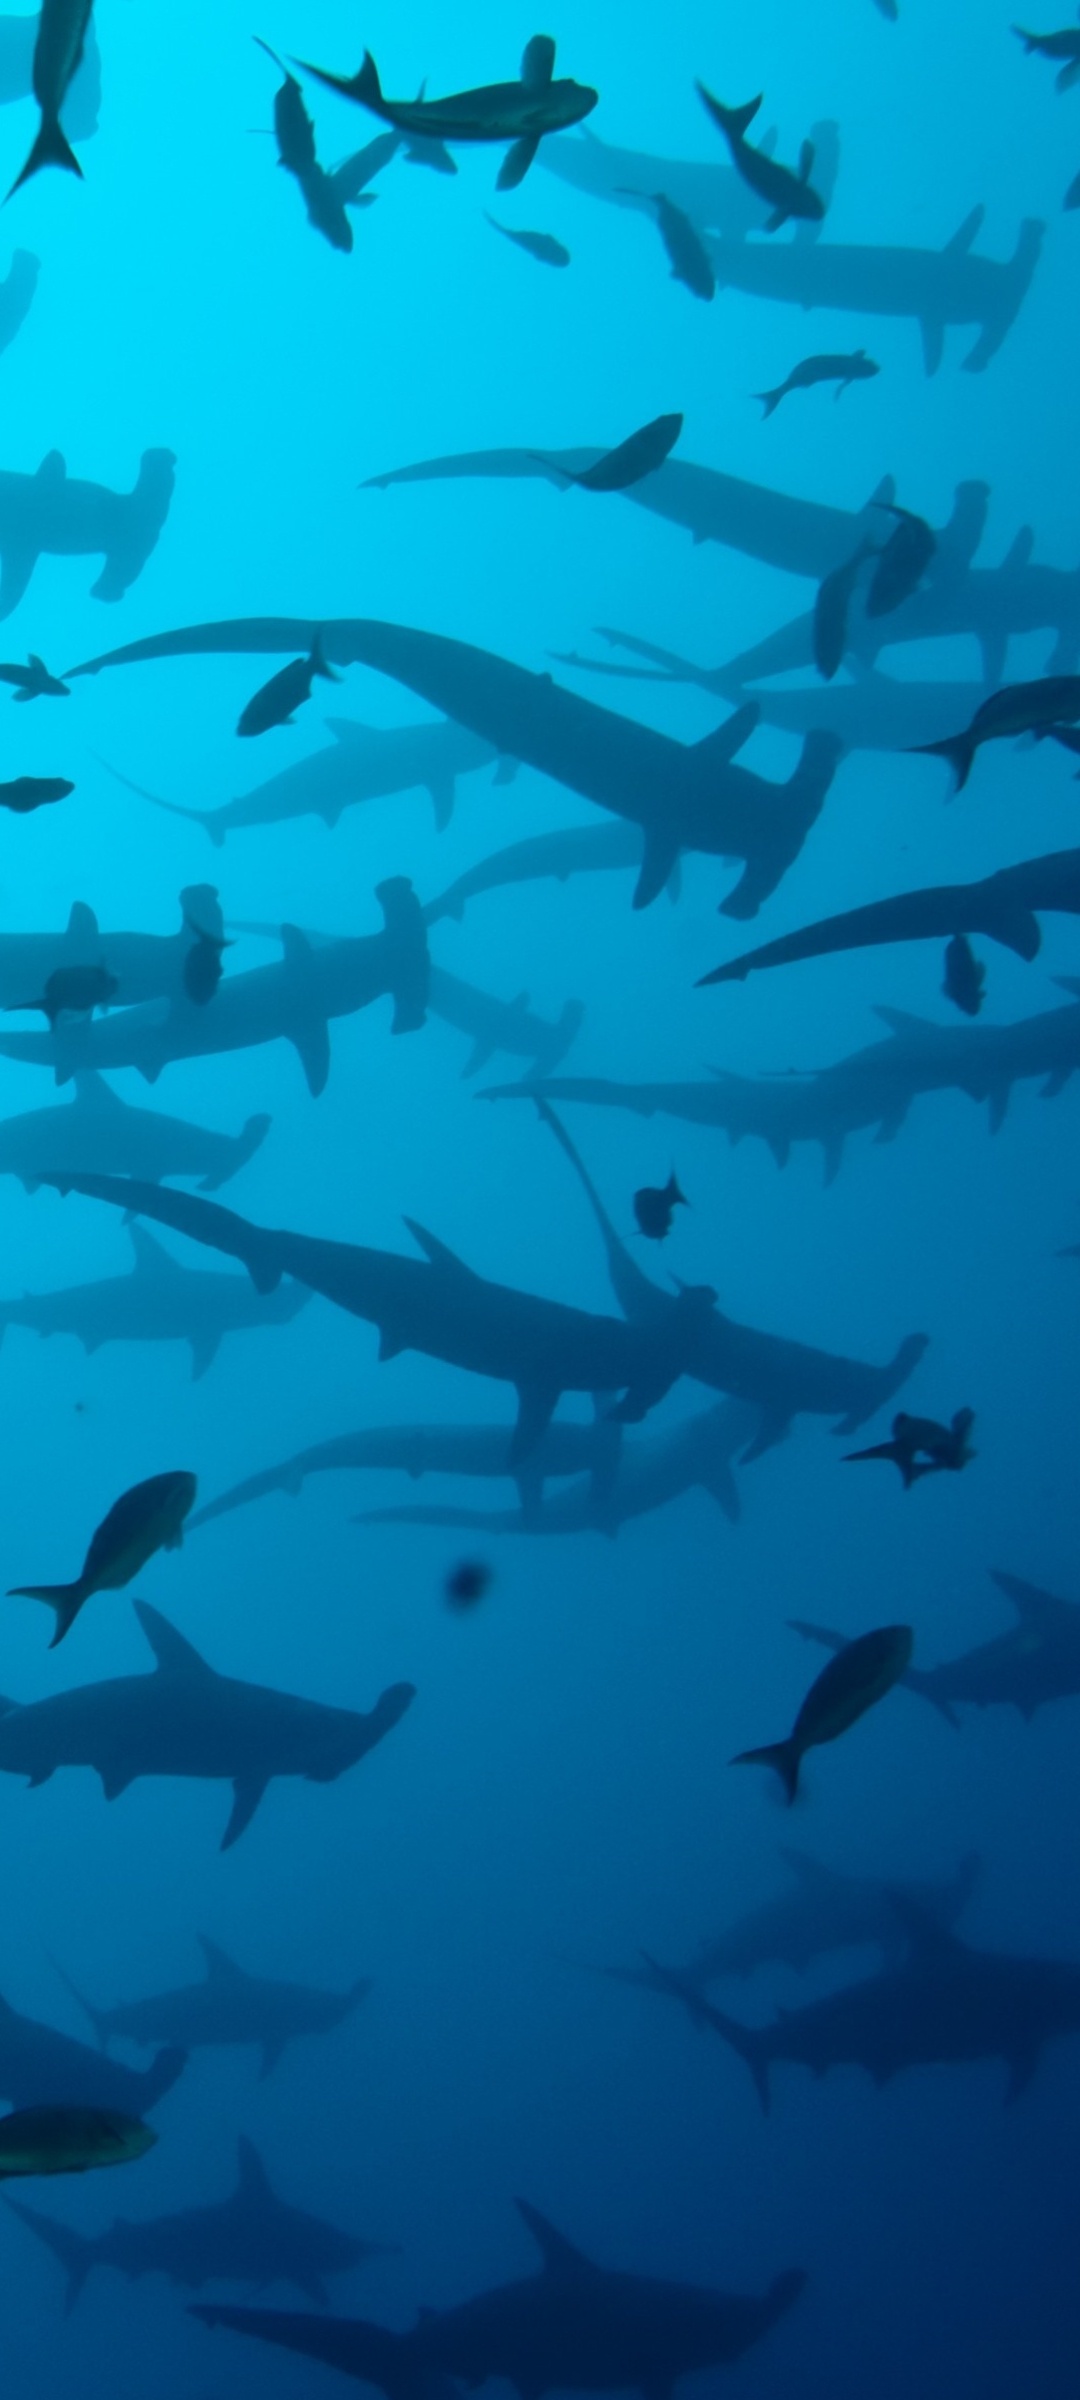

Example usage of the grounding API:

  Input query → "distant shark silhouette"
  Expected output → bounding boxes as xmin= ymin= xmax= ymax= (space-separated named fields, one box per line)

xmin=108 ymin=714 xmax=515 ymax=843
xmin=64 ymin=617 xmax=841 ymax=918
xmin=0 ymin=1986 xmax=184 ymax=2118
xmin=0 ymin=248 xmax=37 ymax=361
xmin=0 ymin=1072 xmax=270 ymax=1192
xmin=539 ymin=120 xmax=840 ymax=237
xmin=0 ymin=889 xmax=234 ymax=1014
xmin=795 ymin=1569 xmax=1080 ymax=1723
xmin=191 ymin=2196 xmax=805 ymax=2395
xmin=425 ymin=822 xmax=678 ymax=925
xmin=0 ymin=1600 xmax=416 ymax=1849
xmin=0 ymin=1219 xmax=310 ymax=1380
xmin=57 ymin=1932 xmax=372 ymax=2079
xmin=0 ymin=448 xmax=175 ymax=617
xmin=4 ymin=2134 xmax=391 ymax=2307
xmin=557 ymin=633 xmax=994 ymax=751
xmin=701 ymin=848 xmax=1080 ymax=986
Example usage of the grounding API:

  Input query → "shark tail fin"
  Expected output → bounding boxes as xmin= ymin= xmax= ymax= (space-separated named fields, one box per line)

xmin=7 ymin=1580 xmax=86 ymax=1648
xmin=7 ymin=115 xmax=83 ymax=198
xmin=683 ymin=1988 xmax=773 ymax=2112
xmin=912 ymin=732 xmax=977 ymax=791
xmin=205 ymin=1112 xmax=273 ymax=1190
xmin=2 ymin=2197 xmax=96 ymax=2310
xmin=190 ymin=2305 xmax=424 ymax=2398
xmin=731 ymin=1737 xmax=801 ymax=1804
xmin=137 ymin=2043 xmax=188 ymax=2111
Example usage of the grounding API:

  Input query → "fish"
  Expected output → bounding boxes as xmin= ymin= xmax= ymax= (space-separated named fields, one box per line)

xmin=1013 ymin=16 xmax=1080 ymax=87
xmin=0 ymin=651 xmax=69 ymax=699
xmin=0 ymin=1600 xmax=416 ymax=1850
xmin=866 ymin=501 xmax=936 ymax=615
xmin=539 ymin=117 xmax=841 ymax=240
xmin=632 ymin=1173 xmax=688 ymax=1242
xmin=255 ymin=38 xmax=358 ymax=253
xmin=191 ymin=2198 xmax=805 ymax=2396
xmin=756 ymin=348 xmax=879 ymax=414
xmin=484 ymin=213 xmax=569 ymax=267
xmin=794 ymin=1573 xmax=1080 ymax=1723
xmin=732 ymin=1624 xmax=914 ymax=1801
xmin=0 ymin=2106 xmax=154 ymax=2180
xmin=942 ymin=931 xmax=986 ymax=1016
xmin=9 ymin=1469 xmax=197 ymax=1647
xmin=697 ymin=85 xmax=825 ymax=231
xmin=7 ymin=0 xmax=93 ymax=195
xmin=813 ymin=541 xmax=874 ymax=679
xmin=56 ymin=1934 xmax=371 ymax=2080
xmin=540 ymin=412 xmax=683 ymax=493
xmin=911 ymin=674 xmax=1080 ymax=789
xmin=638 ymin=190 xmax=714 ymax=299
xmin=238 ymin=631 xmax=341 ymax=736
xmin=294 ymin=36 xmax=599 ymax=190
xmin=0 ymin=774 xmax=72 ymax=812
xmin=181 ymin=929 xmax=229 ymax=1006
xmin=844 ymin=1407 xmax=976 ymax=1487
xmin=5 ymin=961 xmax=117 ymax=1028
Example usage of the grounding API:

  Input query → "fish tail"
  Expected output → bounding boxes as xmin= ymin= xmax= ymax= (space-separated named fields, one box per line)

xmin=731 ymin=1738 xmax=801 ymax=1804
xmin=203 ymin=1112 xmax=273 ymax=1191
xmin=912 ymin=732 xmax=976 ymax=791
xmin=7 ymin=1580 xmax=87 ymax=1647
xmin=901 ymin=1667 xmax=961 ymax=1728
xmin=697 ymin=83 xmax=761 ymax=140
xmin=755 ymin=387 xmax=783 ymax=417
xmin=695 ymin=1996 xmax=773 ymax=2111
xmin=7 ymin=116 xmax=83 ymax=200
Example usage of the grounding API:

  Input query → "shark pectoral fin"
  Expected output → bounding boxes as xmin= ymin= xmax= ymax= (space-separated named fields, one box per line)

xmin=100 ymin=1764 xmax=136 ymax=1801
xmin=764 ymin=206 xmax=789 ymax=233
xmin=197 ymin=1932 xmax=244 ymax=1980
xmin=693 ymin=701 xmax=760 ymax=766
xmin=633 ymin=830 xmax=681 ymax=910
xmin=509 ymin=1385 xmax=559 ymax=1465
xmin=189 ymin=1331 xmax=222 ymax=1381
xmin=918 ymin=317 xmax=945 ymax=376
xmin=289 ymin=1016 xmax=331 ymax=1097
xmin=377 ymin=1322 xmax=408 ymax=1361
xmin=426 ymin=776 xmax=454 ymax=830
xmin=497 ymin=135 xmax=542 ymax=191
xmin=739 ymin=1408 xmax=791 ymax=1462
xmin=608 ymin=1370 xmax=677 ymax=1425
xmin=222 ymin=1779 xmax=269 ymax=1851
xmin=0 ymin=544 xmax=37 ymax=618
xmin=461 ymin=1038 xmax=494 ymax=1079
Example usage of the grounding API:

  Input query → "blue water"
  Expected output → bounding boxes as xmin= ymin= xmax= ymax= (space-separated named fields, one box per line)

xmin=0 ymin=4 xmax=1078 ymax=2396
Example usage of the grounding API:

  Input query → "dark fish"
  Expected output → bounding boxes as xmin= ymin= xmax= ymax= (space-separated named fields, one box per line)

xmin=294 ymin=36 xmax=598 ymax=191
xmin=697 ymin=85 xmax=825 ymax=231
xmin=483 ymin=212 xmax=569 ymax=267
xmin=9 ymin=1468 xmax=197 ymax=1647
xmin=866 ymin=501 xmax=936 ymax=616
xmin=756 ymin=348 xmax=879 ymax=416
xmin=5 ymin=960 xmax=117 ymax=1028
xmin=182 ymin=932 xmax=230 ymax=1006
xmin=0 ymin=2105 xmax=154 ymax=2180
xmin=0 ymin=652 xmax=69 ymax=700
xmin=444 ymin=1560 xmax=493 ymax=1609
xmin=812 ymin=541 xmax=873 ymax=680
xmin=0 ymin=774 xmax=72 ymax=813
xmin=255 ymin=36 xmax=316 ymax=175
xmin=942 ymin=931 xmax=986 ymax=1016
xmin=844 ymin=1407 xmax=976 ymax=1488
xmin=642 ymin=190 xmax=714 ymax=299
xmin=632 ymin=1172 xmax=688 ymax=1242
xmin=912 ymin=674 xmax=1080 ymax=789
xmin=1013 ymin=19 xmax=1080 ymax=87
xmin=541 ymin=412 xmax=683 ymax=493
xmin=237 ymin=630 xmax=340 ymax=736
xmin=7 ymin=0 xmax=92 ymax=194
xmin=733 ymin=1624 xmax=914 ymax=1802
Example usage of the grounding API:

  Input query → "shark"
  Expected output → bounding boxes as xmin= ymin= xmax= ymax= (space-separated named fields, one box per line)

xmin=0 ymin=1072 xmax=271 ymax=1192
xmin=0 ymin=1988 xmax=184 ymax=2119
xmin=700 ymin=848 xmax=1080 ymax=985
xmin=559 ymin=631 xmax=994 ymax=752
xmin=424 ymin=822 xmax=677 ymax=925
xmin=0 ymin=448 xmax=175 ymax=617
xmin=0 ymin=1219 xmax=310 ymax=1381
xmin=0 ymin=1600 xmax=416 ymax=1849
xmin=539 ymin=120 xmax=840 ymax=238
xmin=0 ymin=878 xmax=430 ymax=1095
xmin=0 ymin=248 xmax=38 ymax=362
xmin=191 ymin=2196 xmax=805 ymax=2395
xmin=794 ymin=1569 xmax=1080 ymax=1723
xmin=0 ymin=890 xmax=234 ymax=1014
xmin=64 ymin=616 xmax=842 ymax=919
xmin=3 ymin=2135 xmax=391 ymax=2307
xmin=110 ymin=714 xmax=513 ymax=843
xmin=57 ymin=1933 xmax=372 ymax=2079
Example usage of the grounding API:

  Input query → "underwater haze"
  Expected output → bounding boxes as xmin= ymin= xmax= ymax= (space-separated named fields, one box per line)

xmin=0 ymin=3 xmax=1078 ymax=2397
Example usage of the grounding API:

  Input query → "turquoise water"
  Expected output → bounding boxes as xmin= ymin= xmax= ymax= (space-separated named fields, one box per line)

xmin=0 ymin=5 xmax=1078 ymax=2396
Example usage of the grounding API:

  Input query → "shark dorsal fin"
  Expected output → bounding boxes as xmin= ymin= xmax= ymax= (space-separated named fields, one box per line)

xmin=887 ymin=1892 xmax=968 ymax=1964
xmin=872 ymin=1005 xmax=937 ymax=1035
xmin=236 ymin=2136 xmax=272 ymax=2197
xmin=197 ymin=1933 xmax=245 ymax=1982
xmin=692 ymin=701 xmax=760 ymax=767
xmin=128 ymin=1222 xmax=182 ymax=1275
xmin=280 ymin=923 xmax=314 ymax=964
xmin=72 ymin=1071 xmax=124 ymax=1108
xmin=65 ymin=900 xmax=99 ymax=945
xmin=37 ymin=449 xmax=66 ymax=484
xmin=943 ymin=203 xmax=984 ymax=255
xmin=135 ymin=1602 xmax=214 ymax=1676
xmin=403 ymin=1218 xmax=474 ymax=1274
xmin=990 ymin=1568 xmax=1071 ymax=1621
xmin=516 ymin=2199 xmax=592 ymax=2275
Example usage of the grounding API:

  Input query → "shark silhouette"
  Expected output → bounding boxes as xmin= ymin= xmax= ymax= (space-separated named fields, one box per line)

xmin=0 ymin=448 xmax=175 ymax=617
xmin=0 ymin=1986 xmax=184 ymax=2118
xmin=0 ymin=1071 xmax=270 ymax=1193
xmin=0 ymin=1601 xmax=415 ymax=1848
xmin=0 ymin=890 xmax=235 ymax=1013
xmin=110 ymin=714 xmax=512 ymax=844
xmin=56 ymin=1933 xmax=372 ymax=2079
xmin=0 ymin=1219 xmax=309 ymax=1380
xmin=539 ymin=120 xmax=840 ymax=238
xmin=425 ymin=822 xmax=675 ymax=925
xmin=701 ymin=847 xmax=1080 ymax=986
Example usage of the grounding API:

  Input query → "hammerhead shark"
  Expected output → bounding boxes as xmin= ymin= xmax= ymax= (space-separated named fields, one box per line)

xmin=0 ymin=1986 xmax=184 ymax=2119
xmin=0 ymin=889 xmax=232 ymax=1013
xmin=795 ymin=1569 xmax=1080 ymax=1723
xmin=700 ymin=848 xmax=1080 ymax=986
xmin=0 ymin=447 xmax=175 ymax=617
xmin=107 ymin=714 xmax=513 ymax=842
xmin=56 ymin=1932 xmax=372 ymax=2079
xmin=539 ymin=119 xmax=840 ymax=238
xmin=0 ymin=1219 xmax=310 ymax=1380
xmin=191 ymin=2197 xmax=805 ymax=2395
xmin=0 ymin=248 xmax=37 ymax=364
xmin=425 ymin=822 xmax=677 ymax=926
xmin=0 ymin=1072 xmax=271 ymax=1192
xmin=64 ymin=616 xmax=842 ymax=919
xmin=0 ymin=1601 xmax=416 ymax=1849
xmin=4 ymin=2135 xmax=391 ymax=2306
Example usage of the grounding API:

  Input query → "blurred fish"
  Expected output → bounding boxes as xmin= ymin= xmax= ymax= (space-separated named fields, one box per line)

xmin=0 ymin=774 xmax=72 ymax=813
xmin=0 ymin=651 xmax=68 ymax=699
xmin=255 ymin=38 xmax=362 ymax=253
xmin=866 ymin=501 xmax=936 ymax=615
xmin=697 ymin=85 xmax=825 ymax=231
xmin=9 ymin=1469 xmax=197 ymax=1647
xmin=732 ymin=1624 xmax=914 ymax=1802
xmin=444 ymin=1560 xmax=493 ymax=1609
xmin=632 ymin=1173 xmax=688 ymax=1242
xmin=238 ymin=631 xmax=341 ymax=736
xmin=0 ymin=2106 xmax=154 ymax=2180
xmin=5 ymin=961 xmax=117 ymax=1029
xmin=484 ymin=212 xmax=569 ymax=266
xmin=757 ymin=348 xmax=878 ymax=415
xmin=634 ymin=190 xmax=714 ymax=298
xmin=912 ymin=674 xmax=1080 ymax=788
xmin=182 ymin=931 xmax=230 ymax=1007
xmin=541 ymin=412 xmax=683 ymax=492
xmin=7 ymin=0 xmax=92 ymax=195
xmin=942 ymin=931 xmax=986 ymax=1016
xmin=109 ymin=716 xmax=508 ymax=843
xmin=1013 ymin=16 xmax=1080 ymax=87
xmin=294 ymin=36 xmax=598 ymax=190
xmin=845 ymin=1407 xmax=976 ymax=1487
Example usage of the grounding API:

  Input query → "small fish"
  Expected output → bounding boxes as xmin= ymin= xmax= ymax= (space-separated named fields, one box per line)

xmin=942 ymin=932 xmax=986 ymax=1016
xmin=445 ymin=1560 xmax=494 ymax=1609
xmin=9 ymin=1469 xmax=198 ymax=1647
xmin=1013 ymin=17 xmax=1080 ymax=89
xmin=5 ymin=961 xmax=117 ymax=1029
xmin=812 ymin=541 xmax=873 ymax=681
xmin=7 ymin=0 xmax=93 ymax=195
xmin=633 ymin=1173 xmax=689 ymax=1242
xmin=0 ymin=654 xmax=70 ymax=702
xmin=866 ymin=502 xmax=936 ymax=617
xmin=0 ymin=2106 xmax=155 ymax=2180
xmin=844 ymin=1408 xmax=976 ymax=1489
xmin=237 ymin=631 xmax=341 ymax=737
xmin=756 ymin=350 xmax=879 ymax=417
xmin=542 ymin=413 xmax=683 ymax=494
xmin=912 ymin=675 xmax=1080 ymax=790
xmin=697 ymin=85 xmax=825 ymax=231
xmin=732 ymin=1624 xmax=914 ymax=1802
xmin=255 ymin=41 xmax=355 ymax=254
xmin=642 ymin=191 xmax=714 ymax=301
xmin=484 ymin=213 xmax=570 ymax=267
xmin=0 ymin=775 xmax=73 ymax=814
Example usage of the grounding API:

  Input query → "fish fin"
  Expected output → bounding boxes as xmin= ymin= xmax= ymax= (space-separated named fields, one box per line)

xmin=8 ymin=116 xmax=83 ymax=199
xmin=222 ymin=1780 xmax=268 ymax=1851
xmin=764 ymin=206 xmax=789 ymax=233
xmin=882 ymin=1891 xmax=968 ymax=1959
xmin=731 ymin=1739 xmax=800 ymax=1802
xmin=99 ymin=1764 xmax=136 ymax=1800
xmin=989 ymin=1568 xmax=1069 ymax=1624
xmin=7 ymin=1581 xmax=85 ymax=1647
xmin=515 ymin=2199 xmax=592 ymax=2274
xmin=403 ymin=1218 xmax=473 ymax=1274
xmin=692 ymin=700 xmax=760 ymax=765
xmin=289 ymin=1014 xmax=331 ymax=1097
xmin=72 ymin=1069 xmax=123 ymax=1107
xmin=697 ymin=85 xmax=762 ymax=138
xmin=798 ymin=139 xmax=815 ymax=180
xmin=918 ymin=317 xmax=945 ymax=376
xmin=510 ymin=1384 xmax=559 ymax=1465
xmin=197 ymin=1933 xmax=245 ymax=1981
xmin=236 ymin=2136 xmax=273 ymax=2195
xmin=632 ymin=829 xmax=681 ymax=910
xmin=128 ymin=1221 xmax=181 ymax=1275
xmin=0 ymin=542 xmax=36 ymax=617
xmin=497 ymin=135 xmax=541 ymax=191
xmin=520 ymin=35 xmax=556 ymax=87
xmin=134 ymin=1601 xmax=214 ymax=1676
xmin=189 ymin=1331 xmax=221 ymax=1381
xmin=943 ymin=202 xmax=984 ymax=254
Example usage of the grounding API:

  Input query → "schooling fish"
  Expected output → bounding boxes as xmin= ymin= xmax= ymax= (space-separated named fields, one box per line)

xmin=295 ymin=35 xmax=598 ymax=191
xmin=756 ymin=349 xmax=879 ymax=416
xmin=632 ymin=1173 xmax=689 ymax=1242
xmin=733 ymin=1624 xmax=914 ymax=1803
xmin=912 ymin=675 xmax=1080 ymax=789
xmin=484 ymin=212 xmax=569 ymax=267
xmin=5 ymin=961 xmax=117 ymax=1029
xmin=641 ymin=190 xmax=715 ymax=299
xmin=697 ymin=85 xmax=825 ymax=231
xmin=237 ymin=631 xmax=340 ymax=736
xmin=541 ymin=412 xmax=683 ymax=493
xmin=0 ymin=2106 xmax=155 ymax=2180
xmin=0 ymin=775 xmax=72 ymax=814
xmin=0 ymin=653 xmax=69 ymax=700
xmin=1013 ymin=16 xmax=1080 ymax=87
xmin=7 ymin=0 xmax=93 ymax=195
xmin=942 ymin=931 xmax=986 ymax=1016
xmin=866 ymin=501 xmax=936 ymax=616
xmin=844 ymin=1407 xmax=976 ymax=1488
xmin=9 ymin=1469 xmax=197 ymax=1647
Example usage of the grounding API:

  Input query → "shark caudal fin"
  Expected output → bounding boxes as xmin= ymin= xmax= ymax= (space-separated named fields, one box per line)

xmin=7 ymin=116 xmax=83 ymax=199
xmin=7 ymin=1580 xmax=88 ymax=1649
xmin=912 ymin=732 xmax=977 ymax=790
xmin=190 ymin=2303 xmax=425 ymax=2397
xmin=639 ymin=1956 xmax=774 ymax=2112
xmin=203 ymin=1113 xmax=273 ymax=1191
xmin=1 ymin=2196 xmax=98 ymax=2309
xmin=731 ymin=1737 xmax=801 ymax=1804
